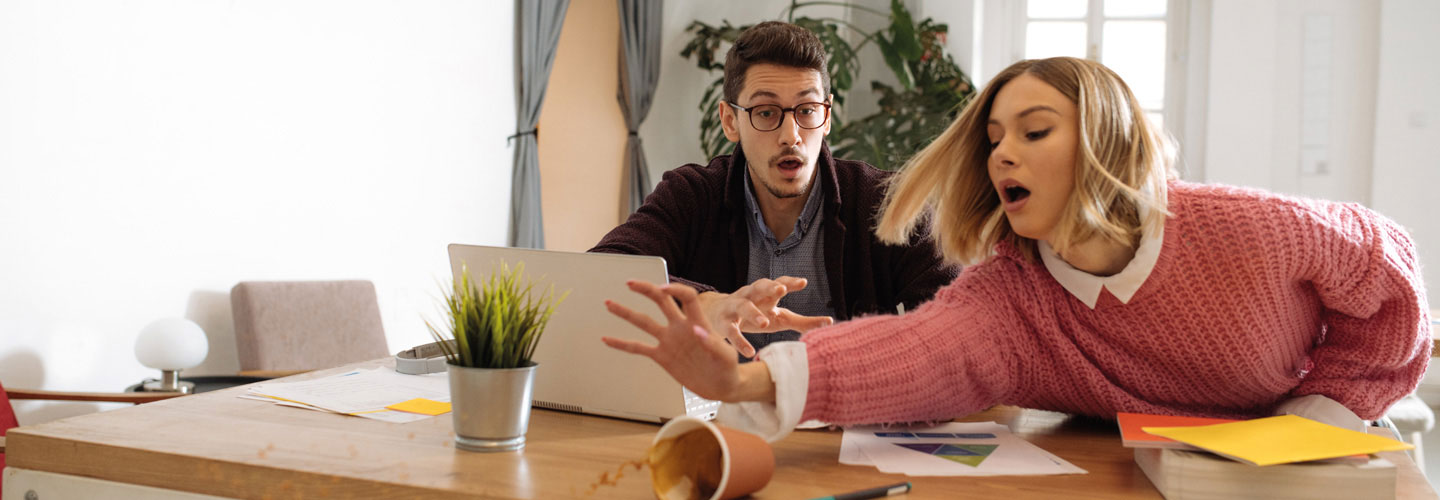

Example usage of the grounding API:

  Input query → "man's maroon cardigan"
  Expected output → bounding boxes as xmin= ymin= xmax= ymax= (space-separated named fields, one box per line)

xmin=590 ymin=144 xmax=956 ymax=320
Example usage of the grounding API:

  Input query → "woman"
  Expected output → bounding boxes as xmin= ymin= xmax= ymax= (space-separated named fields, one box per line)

xmin=602 ymin=57 xmax=1430 ymax=441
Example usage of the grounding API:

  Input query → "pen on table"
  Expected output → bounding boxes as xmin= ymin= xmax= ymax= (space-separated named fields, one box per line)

xmin=809 ymin=481 xmax=912 ymax=500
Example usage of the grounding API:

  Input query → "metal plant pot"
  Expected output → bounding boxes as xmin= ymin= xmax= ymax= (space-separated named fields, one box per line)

xmin=447 ymin=362 xmax=537 ymax=452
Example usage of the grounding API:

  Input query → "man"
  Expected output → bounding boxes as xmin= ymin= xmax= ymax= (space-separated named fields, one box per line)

xmin=591 ymin=21 xmax=955 ymax=359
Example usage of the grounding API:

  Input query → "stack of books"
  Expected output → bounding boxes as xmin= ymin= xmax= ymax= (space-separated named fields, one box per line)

xmin=1118 ymin=413 xmax=1410 ymax=500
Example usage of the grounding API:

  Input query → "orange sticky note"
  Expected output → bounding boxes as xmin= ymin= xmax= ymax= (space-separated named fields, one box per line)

xmin=1118 ymin=412 xmax=1239 ymax=449
xmin=386 ymin=398 xmax=452 ymax=416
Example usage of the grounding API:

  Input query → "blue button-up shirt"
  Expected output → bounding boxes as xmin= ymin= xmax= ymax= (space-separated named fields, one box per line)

xmin=740 ymin=176 xmax=834 ymax=356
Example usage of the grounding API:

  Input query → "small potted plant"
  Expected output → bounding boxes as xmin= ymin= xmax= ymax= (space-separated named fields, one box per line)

xmin=427 ymin=261 xmax=566 ymax=452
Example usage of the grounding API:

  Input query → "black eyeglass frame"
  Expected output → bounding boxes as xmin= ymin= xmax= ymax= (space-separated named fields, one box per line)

xmin=726 ymin=101 xmax=833 ymax=132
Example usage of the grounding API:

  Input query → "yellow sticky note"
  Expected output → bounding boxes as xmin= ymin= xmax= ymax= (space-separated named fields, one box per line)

xmin=386 ymin=398 xmax=452 ymax=416
xmin=1143 ymin=414 xmax=1412 ymax=466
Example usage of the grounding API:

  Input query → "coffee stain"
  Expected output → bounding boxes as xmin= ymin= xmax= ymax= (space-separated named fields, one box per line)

xmin=584 ymin=429 xmax=721 ymax=499
xmin=584 ymin=458 xmax=648 ymax=495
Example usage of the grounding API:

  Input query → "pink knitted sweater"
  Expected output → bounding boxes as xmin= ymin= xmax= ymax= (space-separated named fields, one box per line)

xmin=800 ymin=182 xmax=1431 ymax=423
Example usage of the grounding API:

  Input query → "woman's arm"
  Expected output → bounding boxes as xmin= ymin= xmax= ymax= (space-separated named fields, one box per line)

xmin=799 ymin=281 xmax=1020 ymax=426
xmin=1288 ymin=201 xmax=1431 ymax=420
xmin=732 ymin=361 xmax=777 ymax=402
xmin=605 ymin=272 xmax=1022 ymax=427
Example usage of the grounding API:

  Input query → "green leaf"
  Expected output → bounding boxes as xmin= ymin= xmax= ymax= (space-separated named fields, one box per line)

xmin=424 ymin=261 xmax=568 ymax=368
xmin=874 ymin=35 xmax=913 ymax=90
xmin=888 ymin=0 xmax=922 ymax=61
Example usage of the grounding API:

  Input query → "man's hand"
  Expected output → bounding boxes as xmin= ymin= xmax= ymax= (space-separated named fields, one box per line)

xmin=696 ymin=276 xmax=834 ymax=357
xmin=601 ymin=280 xmax=775 ymax=402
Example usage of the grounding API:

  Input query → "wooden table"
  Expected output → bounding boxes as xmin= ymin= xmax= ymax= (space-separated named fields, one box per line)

xmin=4 ymin=358 xmax=1436 ymax=499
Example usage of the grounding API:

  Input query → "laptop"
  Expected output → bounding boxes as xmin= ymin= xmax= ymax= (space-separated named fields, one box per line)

xmin=447 ymin=244 xmax=720 ymax=423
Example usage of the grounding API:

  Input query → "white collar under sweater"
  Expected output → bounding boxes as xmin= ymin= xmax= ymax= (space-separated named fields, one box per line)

xmin=1037 ymin=217 xmax=1165 ymax=309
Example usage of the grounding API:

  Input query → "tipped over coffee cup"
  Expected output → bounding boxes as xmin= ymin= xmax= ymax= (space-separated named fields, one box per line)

xmin=649 ymin=416 xmax=775 ymax=500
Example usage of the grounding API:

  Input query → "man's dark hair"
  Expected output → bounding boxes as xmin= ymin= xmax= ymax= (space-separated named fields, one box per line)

xmin=723 ymin=21 xmax=830 ymax=105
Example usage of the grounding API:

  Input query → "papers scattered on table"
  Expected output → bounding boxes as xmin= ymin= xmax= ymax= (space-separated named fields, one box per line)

xmin=1142 ymin=414 xmax=1413 ymax=466
xmin=840 ymin=422 xmax=1087 ymax=476
xmin=242 ymin=367 xmax=451 ymax=423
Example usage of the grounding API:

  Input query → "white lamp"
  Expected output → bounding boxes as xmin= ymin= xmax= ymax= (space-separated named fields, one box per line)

xmin=134 ymin=318 xmax=209 ymax=393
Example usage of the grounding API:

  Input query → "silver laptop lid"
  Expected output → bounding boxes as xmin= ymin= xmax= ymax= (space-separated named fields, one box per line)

xmin=446 ymin=244 xmax=718 ymax=423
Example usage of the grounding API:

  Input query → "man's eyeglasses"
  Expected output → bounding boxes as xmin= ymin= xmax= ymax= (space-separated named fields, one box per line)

xmin=728 ymin=101 xmax=831 ymax=132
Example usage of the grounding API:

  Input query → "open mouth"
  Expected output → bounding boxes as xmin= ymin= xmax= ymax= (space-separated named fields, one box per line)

xmin=1001 ymin=184 xmax=1031 ymax=204
xmin=777 ymin=158 xmax=803 ymax=171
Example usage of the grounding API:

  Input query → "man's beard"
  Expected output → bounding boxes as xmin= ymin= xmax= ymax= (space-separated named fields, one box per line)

xmin=761 ymin=147 xmax=810 ymax=199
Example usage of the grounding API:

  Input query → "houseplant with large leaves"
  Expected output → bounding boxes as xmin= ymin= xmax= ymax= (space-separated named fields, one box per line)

xmin=680 ymin=0 xmax=976 ymax=170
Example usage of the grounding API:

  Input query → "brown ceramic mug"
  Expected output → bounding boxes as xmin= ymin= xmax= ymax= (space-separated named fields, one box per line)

xmin=649 ymin=416 xmax=775 ymax=500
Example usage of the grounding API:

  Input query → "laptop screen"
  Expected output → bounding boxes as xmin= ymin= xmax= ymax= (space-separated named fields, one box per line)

xmin=446 ymin=244 xmax=717 ymax=423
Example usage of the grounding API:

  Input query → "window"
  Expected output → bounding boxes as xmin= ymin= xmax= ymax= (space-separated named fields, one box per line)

xmin=1020 ymin=0 xmax=1180 ymax=132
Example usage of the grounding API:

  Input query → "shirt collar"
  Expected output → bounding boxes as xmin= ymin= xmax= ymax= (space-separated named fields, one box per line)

xmin=742 ymin=170 xmax=825 ymax=243
xmin=1038 ymin=216 xmax=1166 ymax=309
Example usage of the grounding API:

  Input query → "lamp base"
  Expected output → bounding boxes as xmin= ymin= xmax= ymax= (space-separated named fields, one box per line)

xmin=140 ymin=370 xmax=195 ymax=393
xmin=140 ymin=380 xmax=195 ymax=393
xmin=124 ymin=375 xmax=271 ymax=395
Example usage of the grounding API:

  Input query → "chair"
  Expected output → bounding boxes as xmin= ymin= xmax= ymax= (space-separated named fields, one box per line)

xmin=1381 ymin=312 xmax=1440 ymax=474
xmin=229 ymin=280 xmax=390 ymax=375
xmin=1 ymin=381 xmax=182 ymax=489
xmin=1384 ymin=393 xmax=1437 ymax=473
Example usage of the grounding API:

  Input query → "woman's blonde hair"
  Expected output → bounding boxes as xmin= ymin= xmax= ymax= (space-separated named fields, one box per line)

xmin=876 ymin=57 xmax=1176 ymax=264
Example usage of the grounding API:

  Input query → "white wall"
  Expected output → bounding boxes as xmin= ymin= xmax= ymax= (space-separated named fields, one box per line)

xmin=1203 ymin=0 xmax=1379 ymax=204
xmin=0 ymin=0 xmax=514 ymax=424
xmin=1203 ymin=0 xmax=1435 ymax=308
xmin=915 ymin=0 xmax=978 ymax=80
xmin=1372 ymin=0 xmax=1440 ymax=310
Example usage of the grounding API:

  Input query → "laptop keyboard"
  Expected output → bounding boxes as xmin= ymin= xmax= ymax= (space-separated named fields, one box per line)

xmin=683 ymin=387 xmax=721 ymax=420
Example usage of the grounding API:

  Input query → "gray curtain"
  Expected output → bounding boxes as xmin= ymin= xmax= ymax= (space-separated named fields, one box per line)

xmin=508 ymin=0 xmax=570 ymax=249
xmin=617 ymin=0 xmax=661 ymax=218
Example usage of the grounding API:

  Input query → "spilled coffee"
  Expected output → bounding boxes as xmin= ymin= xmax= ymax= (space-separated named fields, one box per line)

xmin=648 ymin=428 xmax=724 ymax=500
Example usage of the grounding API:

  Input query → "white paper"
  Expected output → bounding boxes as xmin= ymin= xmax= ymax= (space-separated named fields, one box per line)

xmin=241 ymin=367 xmax=450 ymax=422
xmin=348 ymin=408 xmax=437 ymax=424
xmin=237 ymin=394 xmax=328 ymax=411
xmin=839 ymin=426 xmax=874 ymax=465
xmin=841 ymin=422 xmax=1087 ymax=476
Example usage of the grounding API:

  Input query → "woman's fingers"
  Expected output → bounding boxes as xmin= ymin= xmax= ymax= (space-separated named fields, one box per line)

xmin=725 ymin=323 xmax=756 ymax=358
xmin=627 ymin=280 xmax=685 ymax=323
xmin=604 ymin=300 xmax=664 ymax=338
xmin=601 ymin=336 xmax=659 ymax=357
xmin=663 ymin=283 xmax=705 ymax=321
xmin=662 ymin=284 xmax=748 ymax=354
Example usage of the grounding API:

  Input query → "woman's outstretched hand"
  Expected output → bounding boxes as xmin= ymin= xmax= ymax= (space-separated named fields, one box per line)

xmin=602 ymin=280 xmax=775 ymax=403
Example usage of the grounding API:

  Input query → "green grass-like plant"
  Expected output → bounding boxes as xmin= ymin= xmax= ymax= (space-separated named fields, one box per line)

xmin=426 ymin=262 xmax=568 ymax=369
